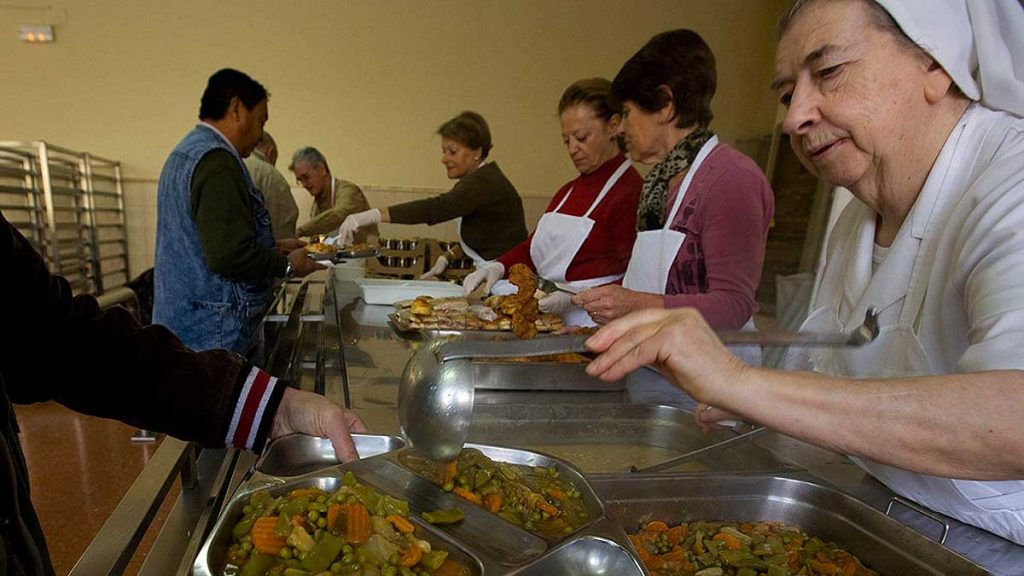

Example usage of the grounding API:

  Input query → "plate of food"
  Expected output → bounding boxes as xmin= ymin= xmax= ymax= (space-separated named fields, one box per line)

xmin=304 ymin=242 xmax=338 ymax=261
xmin=389 ymin=293 xmax=564 ymax=335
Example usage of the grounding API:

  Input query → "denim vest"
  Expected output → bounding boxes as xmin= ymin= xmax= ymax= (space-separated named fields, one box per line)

xmin=153 ymin=125 xmax=275 ymax=353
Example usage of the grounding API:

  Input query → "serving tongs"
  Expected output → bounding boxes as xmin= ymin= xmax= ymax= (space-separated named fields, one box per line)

xmin=399 ymin=309 xmax=880 ymax=461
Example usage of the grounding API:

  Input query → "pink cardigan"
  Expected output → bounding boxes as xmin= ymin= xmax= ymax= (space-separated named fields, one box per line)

xmin=660 ymin=143 xmax=774 ymax=329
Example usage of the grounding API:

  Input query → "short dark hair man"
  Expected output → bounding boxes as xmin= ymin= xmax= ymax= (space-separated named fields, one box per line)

xmin=154 ymin=68 xmax=321 ymax=353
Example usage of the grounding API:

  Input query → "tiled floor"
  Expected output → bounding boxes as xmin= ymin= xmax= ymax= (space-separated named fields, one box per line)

xmin=14 ymin=401 xmax=176 ymax=575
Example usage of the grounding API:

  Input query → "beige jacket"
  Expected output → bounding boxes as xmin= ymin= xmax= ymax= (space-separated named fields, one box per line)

xmin=243 ymin=153 xmax=299 ymax=239
xmin=298 ymin=177 xmax=378 ymax=242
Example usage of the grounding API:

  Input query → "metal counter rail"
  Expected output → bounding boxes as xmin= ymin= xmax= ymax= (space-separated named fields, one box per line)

xmin=70 ymin=272 xmax=343 ymax=575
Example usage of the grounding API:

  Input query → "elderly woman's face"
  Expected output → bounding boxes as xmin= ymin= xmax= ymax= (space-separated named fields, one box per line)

xmin=618 ymin=101 xmax=665 ymax=165
xmin=560 ymin=103 xmax=621 ymax=175
xmin=773 ymin=0 xmax=932 ymax=192
xmin=440 ymin=137 xmax=481 ymax=180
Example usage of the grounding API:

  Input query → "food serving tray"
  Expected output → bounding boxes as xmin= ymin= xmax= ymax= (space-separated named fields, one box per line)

xmin=356 ymin=278 xmax=463 ymax=305
xmin=388 ymin=312 xmax=562 ymax=336
xmin=310 ymin=247 xmax=381 ymax=261
xmin=255 ymin=433 xmax=405 ymax=477
xmin=590 ymin=472 xmax=990 ymax=575
xmin=467 ymin=403 xmax=777 ymax=473
xmin=193 ymin=442 xmax=645 ymax=576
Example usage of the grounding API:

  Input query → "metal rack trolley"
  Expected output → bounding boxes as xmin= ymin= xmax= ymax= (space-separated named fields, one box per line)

xmin=0 ymin=140 xmax=130 ymax=294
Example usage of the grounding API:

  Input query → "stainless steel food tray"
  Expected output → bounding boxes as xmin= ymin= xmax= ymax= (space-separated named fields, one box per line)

xmin=468 ymin=403 xmax=782 ymax=473
xmin=255 ymin=433 xmax=405 ymax=477
xmin=466 ymin=360 xmax=624 ymax=391
xmin=590 ymin=472 xmax=990 ymax=575
xmin=193 ymin=443 xmax=645 ymax=576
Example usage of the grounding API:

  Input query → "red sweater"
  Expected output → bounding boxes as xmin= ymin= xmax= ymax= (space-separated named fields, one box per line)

xmin=498 ymin=154 xmax=642 ymax=284
xmin=662 ymin=144 xmax=775 ymax=329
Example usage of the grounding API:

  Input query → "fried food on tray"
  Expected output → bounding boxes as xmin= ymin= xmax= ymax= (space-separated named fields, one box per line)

xmin=391 ymin=285 xmax=563 ymax=335
xmin=629 ymin=519 xmax=878 ymax=576
xmin=304 ymin=242 xmax=336 ymax=254
xmin=410 ymin=296 xmax=433 ymax=316
xmin=508 ymin=263 xmax=539 ymax=339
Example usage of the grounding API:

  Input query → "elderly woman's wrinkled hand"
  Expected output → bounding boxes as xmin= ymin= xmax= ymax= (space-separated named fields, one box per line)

xmin=571 ymin=285 xmax=662 ymax=324
xmin=271 ymin=388 xmax=368 ymax=462
xmin=584 ymin=308 xmax=748 ymax=406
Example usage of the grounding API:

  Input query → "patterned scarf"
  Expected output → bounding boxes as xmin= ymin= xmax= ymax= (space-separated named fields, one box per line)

xmin=636 ymin=128 xmax=714 ymax=231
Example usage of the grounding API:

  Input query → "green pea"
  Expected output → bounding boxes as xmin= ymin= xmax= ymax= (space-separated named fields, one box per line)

xmin=317 ymin=517 xmax=327 ymax=528
xmin=442 ymin=481 xmax=454 ymax=492
xmin=341 ymin=544 xmax=353 ymax=555
xmin=331 ymin=562 xmax=344 ymax=574
xmin=342 ymin=553 xmax=357 ymax=564
xmin=242 ymin=505 xmax=254 ymax=516
xmin=240 ymin=541 xmax=253 ymax=552
xmin=278 ymin=547 xmax=293 ymax=560
xmin=307 ymin=510 xmax=319 ymax=523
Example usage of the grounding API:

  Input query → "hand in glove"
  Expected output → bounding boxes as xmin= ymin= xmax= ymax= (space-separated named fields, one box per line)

xmin=336 ymin=208 xmax=381 ymax=245
xmin=538 ymin=290 xmax=573 ymax=314
xmin=419 ymin=255 xmax=448 ymax=279
xmin=462 ymin=262 xmax=505 ymax=296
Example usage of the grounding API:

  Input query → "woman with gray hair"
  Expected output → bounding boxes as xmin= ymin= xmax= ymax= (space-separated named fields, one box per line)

xmin=335 ymin=111 xmax=527 ymax=272
xmin=585 ymin=0 xmax=1024 ymax=562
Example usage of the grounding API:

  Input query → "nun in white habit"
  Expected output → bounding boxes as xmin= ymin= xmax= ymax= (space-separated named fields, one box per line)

xmin=582 ymin=0 xmax=1024 ymax=562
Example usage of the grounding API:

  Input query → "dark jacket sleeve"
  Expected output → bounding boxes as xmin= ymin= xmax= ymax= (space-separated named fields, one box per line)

xmin=387 ymin=170 xmax=494 ymax=225
xmin=0 ymin=209 xmax=284 ymax=450
xmin=191 ymin=150 xmax=287 ymax=282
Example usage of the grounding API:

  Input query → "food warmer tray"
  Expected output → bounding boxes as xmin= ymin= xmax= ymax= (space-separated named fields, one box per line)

xmin=356 ymin=278 xmax=464 ymax=305
xmin=310 ymin=247 xmax=381 ymax=261
xmin=194 ymin=442 xmax=645 ymax=576
xmin=590 ymin=472 xmax=990 ymax=575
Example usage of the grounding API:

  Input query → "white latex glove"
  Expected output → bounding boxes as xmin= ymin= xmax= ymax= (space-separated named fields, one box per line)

xmin=538 ymin=290 xmax=573 ymax=314
xmin=336 ymin=208 xmax=381 ymax=245
xmin=462 ymin=262 xmax=504 ymax=296
xmin=419 ymin=255 xmax=448 ymax=279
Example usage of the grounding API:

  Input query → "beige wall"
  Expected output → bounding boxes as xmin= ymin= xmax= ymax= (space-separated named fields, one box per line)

xmin=1 ymin=0 xmax=788 ymax=275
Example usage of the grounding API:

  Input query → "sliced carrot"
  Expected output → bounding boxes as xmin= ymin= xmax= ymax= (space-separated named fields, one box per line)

xmin=842 ymin=560 xmax=858 ymax=576
xmin=287 ymin=487 xmax=326 ymax=499
xmin=290 ymin=515 xmax=306 ymax=528
xmin=533 ymin=498 xmax=559 ymax=517
xmin=712 ymin=532 xmax=743 ymax=550
xmin=483 ymin=492 xmax=503 ymax=513
xmin=326 ymin=503 xmax=342 ymax=530
xmin=665 ymin=524 xmax=688 ymax=543
xmin=386 ymin=514 xmax=415 ymax=534
xmin=645 ymin=520 xmax=670 ymax=533
xmin=452 ymin=486 xmax=482 ymax=506
xmin=809 ymin=559 xmax=840 ymax=576
xmin=342 ymin=502 xmax=371 ymax=544
xmin=250 ymin=516 xmax=287 ymax=555
xmin=544 ymin=487 xmax=567 ymax=501
xmin=430 ymin=558 xmax=469 ymax=576
xmin=400 ymin=544 xmax=424 ymax=567
xmin=441 ymin=461 xmax=458 ymax=484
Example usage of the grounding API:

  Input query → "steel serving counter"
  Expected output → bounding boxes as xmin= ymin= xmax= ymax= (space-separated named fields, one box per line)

xmin=73 ymin=268 xmax=1024 ymax=575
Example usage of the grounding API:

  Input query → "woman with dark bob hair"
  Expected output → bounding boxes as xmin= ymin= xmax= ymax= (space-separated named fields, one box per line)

xmin=574 ymin=29 xmax=774 ymax=362
xmin=463 ymin=78 xmax=643 ymax=326
xmin=336 ymin=111 xmax=527 ymax=270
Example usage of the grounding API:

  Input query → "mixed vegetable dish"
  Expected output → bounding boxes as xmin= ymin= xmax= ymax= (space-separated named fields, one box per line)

xmin=223 ymin=471 xmax=471 ymax=576
xmin=400 ymin=448 xmax=591 ymax=537
xmin=629 ymin=520 xmax=878 ymax=576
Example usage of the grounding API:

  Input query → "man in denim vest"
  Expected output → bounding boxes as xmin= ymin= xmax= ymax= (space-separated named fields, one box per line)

xmin=154 ymin=68 xmax=321 ymax=353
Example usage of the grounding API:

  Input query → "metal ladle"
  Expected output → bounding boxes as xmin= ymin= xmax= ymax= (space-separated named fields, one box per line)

xmin=398 ymin=308 xmax=880 ymax=461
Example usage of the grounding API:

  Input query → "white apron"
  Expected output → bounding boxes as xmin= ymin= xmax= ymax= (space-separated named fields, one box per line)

xmin=785 ymin=107 xmax=1024 ymax=545
xmin=530 ymin=158 xmax=632 ymax=326
xmin=621 ymin=137 xmax=760 ymax=366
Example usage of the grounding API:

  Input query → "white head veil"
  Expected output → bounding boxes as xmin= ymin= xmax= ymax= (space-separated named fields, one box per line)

xmin=875 ymin=0 xmax=1024 ymax=118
